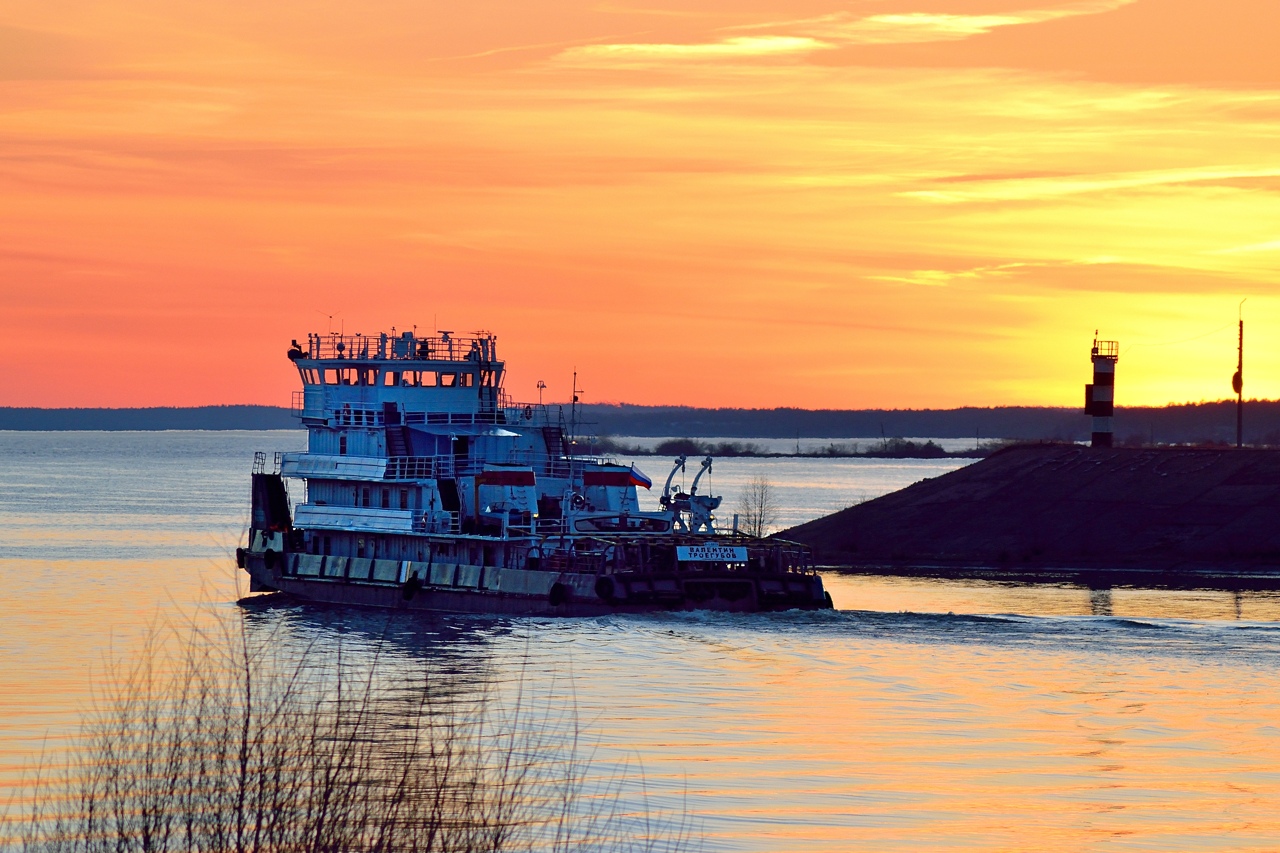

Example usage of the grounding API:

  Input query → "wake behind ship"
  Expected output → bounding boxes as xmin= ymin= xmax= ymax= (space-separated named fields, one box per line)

xmin=239 ymin=329 xmax=832 ymax=615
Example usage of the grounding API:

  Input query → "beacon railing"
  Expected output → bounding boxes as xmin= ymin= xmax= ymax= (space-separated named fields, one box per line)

xmin=300 ymin=331 xmax=497 ymax=363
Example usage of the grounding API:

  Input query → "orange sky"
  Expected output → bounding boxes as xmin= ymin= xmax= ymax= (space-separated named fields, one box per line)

xmin=2 ymin=0 xmax=1278 ymax=409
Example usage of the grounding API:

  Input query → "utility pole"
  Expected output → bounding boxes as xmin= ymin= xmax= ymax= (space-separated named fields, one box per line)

xmin=1233 ymin=300 xmax=1246 ymax=448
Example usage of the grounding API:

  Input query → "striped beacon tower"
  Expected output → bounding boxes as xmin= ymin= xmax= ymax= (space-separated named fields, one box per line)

xmin=1085 ymin=335 xmax=1119 ymax=448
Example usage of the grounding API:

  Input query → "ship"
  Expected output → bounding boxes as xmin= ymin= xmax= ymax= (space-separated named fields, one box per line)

xmin=239 ymin=329 xmax=833 ymax=615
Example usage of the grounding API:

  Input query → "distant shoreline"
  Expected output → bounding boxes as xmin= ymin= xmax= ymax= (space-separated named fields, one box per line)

xmin=592 ymin=436 xmax=992 ymax=459
xmin=0 ymin=400 xmax=1275 ymax=445
xmin=0 ymin=406 xmax=297 ymax=431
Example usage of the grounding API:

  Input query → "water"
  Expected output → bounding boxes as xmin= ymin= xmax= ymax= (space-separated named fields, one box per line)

xmin=2 ymin=431 xmax=1280 ymax=851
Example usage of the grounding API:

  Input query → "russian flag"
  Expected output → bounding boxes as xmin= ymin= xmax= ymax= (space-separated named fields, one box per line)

xmin=629 ymin=464 xmax=653 ymax=490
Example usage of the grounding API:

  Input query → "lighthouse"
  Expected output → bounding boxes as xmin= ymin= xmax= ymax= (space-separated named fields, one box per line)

xmin=1084 ymin=336 xmax=1119 ymax=448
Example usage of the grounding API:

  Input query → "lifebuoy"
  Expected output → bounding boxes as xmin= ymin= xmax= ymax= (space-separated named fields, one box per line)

xmin=548 ymin=582 xmax=569 ymax=607
xmin=523 ymin=405 xmax=534 ymax=420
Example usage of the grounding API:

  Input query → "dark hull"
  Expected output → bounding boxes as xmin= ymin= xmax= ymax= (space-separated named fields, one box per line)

xmin=242 ymin=551 xmax=832 ymax=616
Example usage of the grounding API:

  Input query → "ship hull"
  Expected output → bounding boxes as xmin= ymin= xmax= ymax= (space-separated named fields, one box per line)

xmin=241 ymin=550 xmax=832 ymax=616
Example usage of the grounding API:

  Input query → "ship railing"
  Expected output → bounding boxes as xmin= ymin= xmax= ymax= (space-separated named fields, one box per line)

xmin=486 ymin=451 xmax=620 ymax=479
xmin=291 ymin=390 xmax=305 ymax=418
xmin=383 ymin=452 xmax=638 ymax=482
xmin=324 ymin=409 xmax=514 ymax=427
xmin=384 ymin=455 xmax=490 ymax=480
xmin=302 ymin=331 xmax=497 ymax=363
xmin=413 ymin=511 xmax=461 ymax=535
xmin=503 ymin=402 xmax=596 ymax=433
xmin=251 ymin=451 xmax=284 ymax=475
xmin=385 ymin=455 xmax=546 ymax=480
xmin=538 ymin=551 xmax=608 ymax=575
xmin=334 ymin=407 xmax=386 ymax=427
xmin=385 ymin=457 xmax=453 ymax=480
xmin=505 ymin=521 xmax=538 ymax=538
xmin=416 ymin=410 xmax=507 ymax=425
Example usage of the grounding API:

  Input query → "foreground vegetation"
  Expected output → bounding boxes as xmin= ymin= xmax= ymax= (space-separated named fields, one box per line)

xmin=8 ymin=612 xmax=690 ymax=853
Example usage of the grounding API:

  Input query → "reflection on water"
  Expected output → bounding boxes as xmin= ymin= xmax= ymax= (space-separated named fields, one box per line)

xmin=3 ymin=432 xmax=1280 ymax=850
xmin=828 ymin=573 xmax=1280 ymax=622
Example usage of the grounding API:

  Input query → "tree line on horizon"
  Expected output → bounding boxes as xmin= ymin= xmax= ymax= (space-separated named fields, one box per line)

xmin=2 ymin=400 xmax=1278 ymax=445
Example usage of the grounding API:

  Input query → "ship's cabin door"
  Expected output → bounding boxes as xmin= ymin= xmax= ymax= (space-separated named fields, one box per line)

xmin=452 ymin=436 xmax=469 ymax=466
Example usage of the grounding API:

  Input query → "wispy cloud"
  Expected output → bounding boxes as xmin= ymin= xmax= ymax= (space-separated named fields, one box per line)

xmin=1210 ymin=238 xmax=1280 ymax=255
xmin=870 ymin=262 xmax=1038 ymax=287
xmin=558 ymin=0 xmax=1134 ymax=66
xmin=905 ymin=165 xmax=1280 ymax=203
xmin=558 ymin=35 xmax=825 ymax=64
xmin=739 ymin=1 xmax=1135 ymax=46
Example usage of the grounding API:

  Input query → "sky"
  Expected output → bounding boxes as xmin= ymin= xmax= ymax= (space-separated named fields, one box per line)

xmin=1 ymin=0 xmax=1278 ymax=409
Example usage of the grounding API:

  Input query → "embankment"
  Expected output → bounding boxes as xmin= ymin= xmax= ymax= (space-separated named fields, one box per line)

xmin=785 ymin=444 xmax=1280 ymax=585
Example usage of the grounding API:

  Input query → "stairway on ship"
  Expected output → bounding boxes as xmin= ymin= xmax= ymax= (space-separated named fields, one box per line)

xmin=385 ymin=426 xmax=410 ymax=457
xmin=542 ymin=425 xmax=568 ymax=457
xmin=383 ymin=402 xmax=411 ymax=457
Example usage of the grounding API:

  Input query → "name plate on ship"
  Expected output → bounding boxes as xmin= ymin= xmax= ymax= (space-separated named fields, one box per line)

xmin=677 ymin=545 xmax=749 ymax=562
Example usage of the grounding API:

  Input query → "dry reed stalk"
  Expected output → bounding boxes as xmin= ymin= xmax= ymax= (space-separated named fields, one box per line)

xmin=7 ymin=609 xmax=693 ymax=853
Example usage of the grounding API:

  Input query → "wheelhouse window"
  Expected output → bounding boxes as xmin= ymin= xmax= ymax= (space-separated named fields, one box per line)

xmin=400 ymin=370 xmax=438 ymax=387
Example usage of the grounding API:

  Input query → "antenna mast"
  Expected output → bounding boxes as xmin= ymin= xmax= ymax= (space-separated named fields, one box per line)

xmin=570 ymin=370 xmax=580 ymax=449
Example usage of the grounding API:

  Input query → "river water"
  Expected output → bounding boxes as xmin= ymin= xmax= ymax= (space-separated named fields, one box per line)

xmin=2 ymin=431 xmax=1279 ymax=851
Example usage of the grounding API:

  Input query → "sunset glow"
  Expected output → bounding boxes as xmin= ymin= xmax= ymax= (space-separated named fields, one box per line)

xmin=2 ymin=0 xmax=1278 ymax=409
